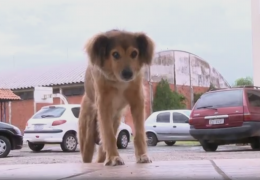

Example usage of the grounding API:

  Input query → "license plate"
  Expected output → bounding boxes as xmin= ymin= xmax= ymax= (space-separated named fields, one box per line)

xmin=209 ymin=119 xmax=224 ymax=125
xmin=34 ymin=125 xmax=44 ymax=130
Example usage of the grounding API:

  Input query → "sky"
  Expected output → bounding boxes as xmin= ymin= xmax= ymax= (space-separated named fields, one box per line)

xmin=0 ymin=0 xmax=253 ymax=84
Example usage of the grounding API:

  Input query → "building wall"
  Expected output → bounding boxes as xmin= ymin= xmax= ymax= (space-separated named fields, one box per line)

xmin=251 ymin=0 xmax=260 ymax=86
xmin=145 ymin=50 xmax=230 ymax=88
xmin=3 ymin=82 xmax=208 ymax=135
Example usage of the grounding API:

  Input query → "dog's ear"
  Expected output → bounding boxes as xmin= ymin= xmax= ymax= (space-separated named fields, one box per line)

xmin=135 ymin=33 xmax=155 ymax=65
xmin=85 ymin=33 xmax=110 ymax=66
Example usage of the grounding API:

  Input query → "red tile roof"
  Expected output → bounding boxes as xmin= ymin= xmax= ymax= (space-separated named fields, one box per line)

xmin=0 ymin=89 xmax=21 ymax=101
xmin=0 ymin=61 xmax=88 ymax=90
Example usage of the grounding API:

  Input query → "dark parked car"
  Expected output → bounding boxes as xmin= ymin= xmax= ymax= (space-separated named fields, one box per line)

xmin=0 ymin=122 xmax=23 ymax=158
xmin=189 ymin=86 xmax=260 ymax=152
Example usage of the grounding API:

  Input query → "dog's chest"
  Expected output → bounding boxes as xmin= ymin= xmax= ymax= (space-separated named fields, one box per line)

xmin=111 ymin=84 xmax=128 ymax=110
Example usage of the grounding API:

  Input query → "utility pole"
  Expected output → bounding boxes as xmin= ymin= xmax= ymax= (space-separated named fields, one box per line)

xmin=188 ymin=53 xmax=194 ymax=109
xmin=173 ymin=51 xmax=177 ymax=92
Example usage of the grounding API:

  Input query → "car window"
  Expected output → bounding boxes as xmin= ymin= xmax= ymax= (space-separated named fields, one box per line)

xmin=71 ymin=107 xmax=80 ymax=118
xmin=194 ymin=89 xmax=243 ymax=109
xmin=156 ymin=112 xmax=170 ymax=123
xmin=182 ymin=111 xmax=191 ymax=117
xmin=247 ymin=90 xmax=260 ymax=108
xmin=32 ymin=107 xmax=66 ymax=119
xmin=172 ymin=112 xmax=189 ymax=123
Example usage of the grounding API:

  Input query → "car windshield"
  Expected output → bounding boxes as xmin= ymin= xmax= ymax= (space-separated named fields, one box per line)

xmin=32 ymin=107 xmax=66 ymax=119
xmin=194 ymin=89 xmax=243 ymax=109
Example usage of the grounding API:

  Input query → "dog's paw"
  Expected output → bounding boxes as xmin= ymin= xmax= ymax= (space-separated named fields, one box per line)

xmin=136 ymin=154 xmax=152 ymax=163
xmin=104 ymin=156 xmax=125 ymax=166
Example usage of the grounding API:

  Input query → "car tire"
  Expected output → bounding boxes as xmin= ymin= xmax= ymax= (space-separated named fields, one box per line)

xmin=146 ymin=132 xmax=158 ymax=146
xmin=0 ymin=136 xmax=11 ymax=158
xmin=250 ymin=137 xmax=260 ymax=150
xmin=117 ymin=131 xmax=129 ymax=149
xmin=200 ymin=140 xmax=218 ymax=152
xmin=164 ymin=141 xmax=176 ymax=146
xmin=28 ymin=142 xmax=45 ymax=152
xmin=60 ymin=133 xmax=78 ymax=152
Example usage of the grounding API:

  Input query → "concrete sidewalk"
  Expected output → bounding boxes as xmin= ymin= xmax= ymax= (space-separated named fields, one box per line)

xmin=0 ymin=159 xmax=259 ymax=179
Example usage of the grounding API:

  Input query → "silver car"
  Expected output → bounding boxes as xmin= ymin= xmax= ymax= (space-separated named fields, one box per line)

xmin=145 ymin=109 xmax=196 ymax=146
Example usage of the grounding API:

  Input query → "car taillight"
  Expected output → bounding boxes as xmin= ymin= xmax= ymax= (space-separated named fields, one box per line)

xmin=244 ymin=113 xmax=252 ymax=121
xmin=189 ymin=118 xmax=193 ymax=125
xmin=52 ymin=120 xmax=67 ymax=126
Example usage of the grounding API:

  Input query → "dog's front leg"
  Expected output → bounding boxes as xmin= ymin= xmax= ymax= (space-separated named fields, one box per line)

xmin=129 ymin=92 xmax=152 ymax=164
xmin=97 ymin=97 xmax=125 ymax=166
xmin=96 ymin=112 xmax=123 ymax=163
xmin=78 ymin=95 xmax=96 ymax=163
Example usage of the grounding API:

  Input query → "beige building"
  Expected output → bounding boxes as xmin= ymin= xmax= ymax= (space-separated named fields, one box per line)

xmin=251 ymin=0 xmax=260 ymax=86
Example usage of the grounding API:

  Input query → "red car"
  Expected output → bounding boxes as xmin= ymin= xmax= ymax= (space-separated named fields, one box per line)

xmin=189 ymin=86 xmax=260 ymax=152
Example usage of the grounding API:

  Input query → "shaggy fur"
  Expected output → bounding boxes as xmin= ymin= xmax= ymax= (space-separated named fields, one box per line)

xmin=78 ymin=29 xmax=155 ymax=166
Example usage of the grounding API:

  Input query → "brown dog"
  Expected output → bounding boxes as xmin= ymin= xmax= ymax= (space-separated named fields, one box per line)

xmin=78 ymin=29 xmax=154 ymax=166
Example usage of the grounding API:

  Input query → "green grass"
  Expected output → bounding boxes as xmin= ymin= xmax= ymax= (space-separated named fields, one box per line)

xmin=175 ymin=141 xmax=200 ymax=146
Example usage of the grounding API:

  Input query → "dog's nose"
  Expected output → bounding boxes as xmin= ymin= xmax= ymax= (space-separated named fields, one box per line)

xmin=121 ymin=67 xmax=133 ymax=80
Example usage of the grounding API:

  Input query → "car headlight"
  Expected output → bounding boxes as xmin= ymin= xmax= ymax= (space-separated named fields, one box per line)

xmin=13 ymin=126 xmax=22 ymax=135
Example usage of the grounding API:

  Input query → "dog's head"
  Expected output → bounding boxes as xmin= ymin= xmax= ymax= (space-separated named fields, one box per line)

xmin=85 ymin=29 xmax=154 ymax=82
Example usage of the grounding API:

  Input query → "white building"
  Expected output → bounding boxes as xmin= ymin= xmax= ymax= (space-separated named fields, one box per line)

xmin=144 ymin=50 xmax=230 ymax=88
xmin=251 ymin=0 xmax=260 ymax=86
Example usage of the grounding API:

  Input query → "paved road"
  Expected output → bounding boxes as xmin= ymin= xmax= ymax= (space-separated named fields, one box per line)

xmin=1 ymin=142 xmax=260 ymax=165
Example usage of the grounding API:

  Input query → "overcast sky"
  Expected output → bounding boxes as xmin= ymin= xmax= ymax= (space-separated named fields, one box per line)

xmin=0 ymin=0 xmax=253 ymax=84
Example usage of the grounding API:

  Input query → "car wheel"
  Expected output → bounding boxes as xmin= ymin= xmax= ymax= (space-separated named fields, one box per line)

xmin=60 ymin=133 xmax=77 ymax=152
xmin=250 ymin=137 xmax=260 ymax=150
xmin=164 ymin=141 xmax=176 ymax=146
xmin=0 ymin=136 xmax=11 ymax=158
xmin=146 ymin=132 xmax=158 ymax=146
xmin=117 ymin=131 xmax=129 ymax=149
xmin=28 ymin=142 xmax=45 ymax=152
xmin=200 ymin=140 xmax=218 ymax=152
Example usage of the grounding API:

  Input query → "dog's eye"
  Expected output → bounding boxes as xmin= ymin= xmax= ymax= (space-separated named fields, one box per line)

xmin=130 ymin=51 xmax=138 ymax=59
xmin=112 ymin=52 xmax=120 ymax=59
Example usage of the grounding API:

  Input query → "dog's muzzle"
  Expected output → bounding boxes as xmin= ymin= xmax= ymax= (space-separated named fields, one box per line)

xmin=121 ymin=67 xmax=133 ymax=81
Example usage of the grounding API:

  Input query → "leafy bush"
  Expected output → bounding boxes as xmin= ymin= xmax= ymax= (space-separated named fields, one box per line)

xmin=193 ymin=83 xmax=216 ymax=104
xmin=152 ymin=79 xmax=186 ymax=112
xmin=193 ymin=92 xmax=203 ymax=104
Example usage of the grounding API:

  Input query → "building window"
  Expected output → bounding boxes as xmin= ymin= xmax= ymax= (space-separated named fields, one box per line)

xmin=53 ymin=88 xmax=60 ymax=94
xmin=62 ymin=87 xmax=84 ymax=96
xmin=14 ymin=91 xmax=34 ymax=100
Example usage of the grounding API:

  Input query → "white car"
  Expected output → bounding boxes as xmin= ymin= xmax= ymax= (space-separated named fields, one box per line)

xmin=145 ymin=109 xmax=196 ymax=146
xmin=23 ymin=104 xmax=132 ymax=152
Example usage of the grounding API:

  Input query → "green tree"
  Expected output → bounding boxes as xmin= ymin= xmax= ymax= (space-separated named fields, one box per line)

xmin=233 ymin=77 xmax=253 ymax=86
xmin=152 ymin=79 xmax=186 ymax=112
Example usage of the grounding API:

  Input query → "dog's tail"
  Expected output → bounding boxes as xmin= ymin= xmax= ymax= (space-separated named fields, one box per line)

xmin=78 ymin=94 xmax=98 ymax=163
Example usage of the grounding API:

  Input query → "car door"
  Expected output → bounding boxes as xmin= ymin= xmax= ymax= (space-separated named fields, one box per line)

xmin=153 ymin=112 xmax=173 ymax=141
xmin=172 ymin=112 xmax=193 ymax=140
